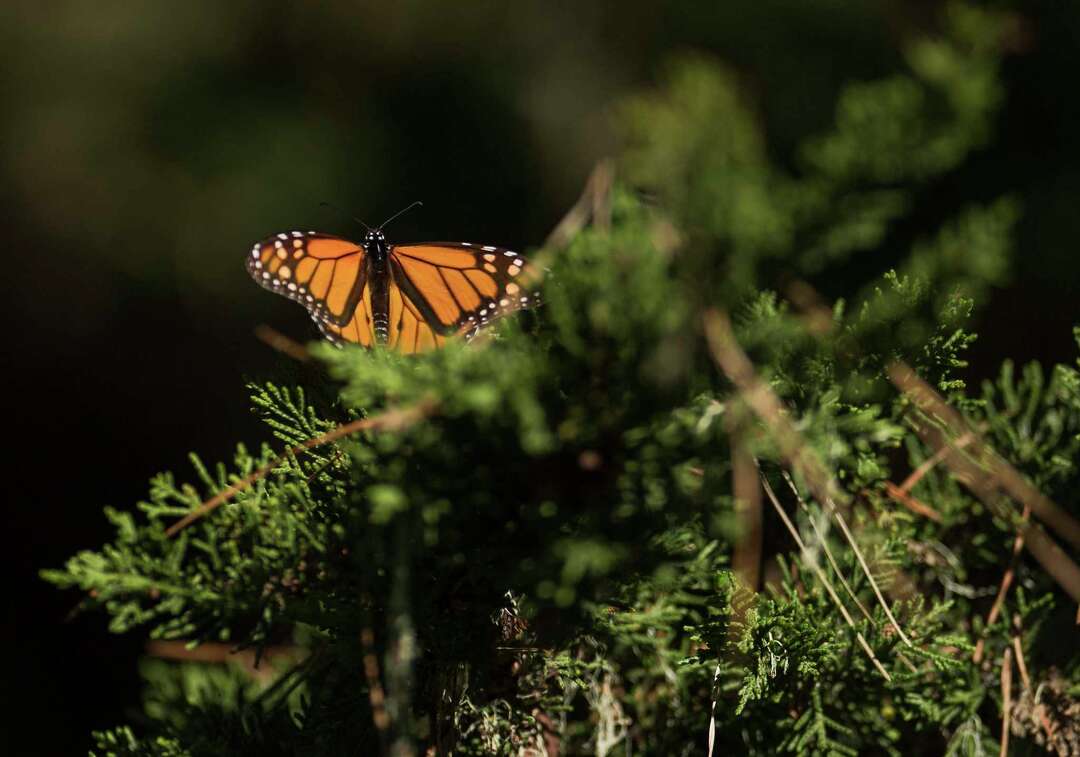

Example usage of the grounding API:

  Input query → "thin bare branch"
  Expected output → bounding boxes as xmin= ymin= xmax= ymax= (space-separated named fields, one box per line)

xmin=145 ymin=639 xmax=302 ymax=665
xmin=889 ymin=362 xmax=1080 ymax=550
xmin=145 ymin=640 xmax=304 ymax=684
xmin=974 ymin=505 xmax=1030 ymax=664
xmin=898 ymin=433 xmax=974 ymax=494
xmin=1011 ymin=625 xmax=1031 ymax=692
xmin=1000 ymin=647 xmax=1013 ymax=757
xmin=729 ymin=419 xmax=764 ymax=594
xmin=1009 ymin=613 xmax=1056 ymax=743
xmin=544 ymin=159 xmax=615 ymax=249
xmin=254 ymin=324 xmax=311 ymax=362
xmin=889 ymin=363 xmax=1080 ymax=604
xmin=884 ymin=481 xmax=944 ymax=523
xmin=781 ymin=471 xmax=874 ymax=624
xmin=361 ymin=626 xmax=391 ymax=736
xmin=164 ymin=399 xmax=438 ymax=537
xmin=759 ymin=469 xmax=891 ymax=681
xmin=784 ymin=280 xmax=834 ymax=336
xmin=704 ymin=309 xmax=912 ymax=646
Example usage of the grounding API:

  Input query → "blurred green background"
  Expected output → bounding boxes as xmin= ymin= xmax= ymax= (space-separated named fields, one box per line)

xmin=5 ymin=1 xmax=1080 ymax=752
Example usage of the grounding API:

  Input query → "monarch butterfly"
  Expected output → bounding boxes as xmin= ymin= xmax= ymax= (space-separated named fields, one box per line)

xmin=247 ymin=205 xmax=539 ymax=353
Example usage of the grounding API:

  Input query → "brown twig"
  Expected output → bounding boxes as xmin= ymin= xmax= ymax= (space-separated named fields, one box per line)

xmin=361 ymin=626 xmax=391 ymax=735
xmin=1000 ymin=646 xmax=1013 ymax=757
xmin=782 ymin=471 xmax=874 ymax=624
xmin=784 ymin=280 xmax=834 ymax=336
xmin=145 ymin=640 xmax=304 ymax=684
xmin=728 ymin=418 xmax=763 ymax=594
xmin=164 ymin=399 xmax=438 ymax=537
xmin=973 ymin=504 xmax=1030 ymax=664
xmin=889 ymin=363 xmax=1080 ymax=550
xmin=544 ymin=159 xmax=614 ymax=249
xmin=304 ymin=448 xmax=347 ymax=483
xmin=759 ymin=470 xmax=891 ymax=681
xmin=884 ymin=481 xmax=944 ymax=523
xmin=898 ymin=434 xmax=974 ymax=494
xmin=254 ymin=324 xmax=311 ymax=362
xmin=1010 ymin=614 xmax=1057 ymax=744
xmin=703 ymin=309 xmax=912 ymax=647
xmin=889 ymin=363 xmax=1080 ymax=604
xmin=1010 ymin=623 xmax=1031 ymax=692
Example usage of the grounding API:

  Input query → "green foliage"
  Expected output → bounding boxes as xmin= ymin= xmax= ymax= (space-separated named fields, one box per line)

xmin=46 ymin=4 xmax=1080 ymax=754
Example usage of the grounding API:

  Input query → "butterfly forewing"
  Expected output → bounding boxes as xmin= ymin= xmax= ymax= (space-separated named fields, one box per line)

xmin=247 ymin=231 xmax=368 ymax=327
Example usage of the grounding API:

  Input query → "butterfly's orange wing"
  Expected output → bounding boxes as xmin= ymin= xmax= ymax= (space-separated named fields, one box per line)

xmin=387 ymin=243 xmax=539 ymax=354
xmin=247 ymin=231 xmax=375 ymax=344
xmin=314 ymin=284 xmax=378 ymax=347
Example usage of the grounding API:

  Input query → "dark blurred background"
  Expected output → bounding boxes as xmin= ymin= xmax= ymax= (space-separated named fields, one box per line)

xmin=4 ymin=1 xmax=1078 ymax=753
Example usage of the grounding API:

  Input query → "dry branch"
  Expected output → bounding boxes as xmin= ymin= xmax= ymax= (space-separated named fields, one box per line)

xmin=889 ymin=363 xmax=1080 ymax=604
xmin=165 ymin=399 xmax=438 ymax=537
xmin=897 ymin=434 xmax=973 ymax=494
xmin=1000 ymin=647 xmax=1013 ymax=757
xmin=889 ymin=363 xmax=1080 ymax=549
xmin=145 ymin=640 xmax=304 ymax=684
xmin=759 ymin=471 xmax=891 ymax=681
xmin=728 ymin=419 xmax=763 ymax=594
xmin=973 ymin=505 xmax=1030 ymax=664
xmin=884 ymin=482 xmax=944 ymax=523
xmin=254 ymin=324 xmax=312 ymax=362
xmin=703 ymin=308 xmax=912 ymax=646
xmin=544 ymin=159 xmax=614 ymax=249
xmin=782 ymin=471 xmax=874 ymax=624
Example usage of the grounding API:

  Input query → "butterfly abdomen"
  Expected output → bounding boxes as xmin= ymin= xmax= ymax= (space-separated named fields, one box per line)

xmin=367 ymin=239 xmax=392 ymax=344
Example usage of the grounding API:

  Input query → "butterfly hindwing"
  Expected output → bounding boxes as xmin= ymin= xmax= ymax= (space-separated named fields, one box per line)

xmin=388 ymin=243 xmax=539 ymax=350
xmin=384 ymin=275 xmax=448 ymax=353
xmin=313 ymin=280 xmax=377 ymax=347
xmin=247 ymin=231 xmax=369 ymax=327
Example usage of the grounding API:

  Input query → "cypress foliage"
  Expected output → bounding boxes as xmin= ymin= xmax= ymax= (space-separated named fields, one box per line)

xmin=45 ymin=5 xmax=1080 ymax=755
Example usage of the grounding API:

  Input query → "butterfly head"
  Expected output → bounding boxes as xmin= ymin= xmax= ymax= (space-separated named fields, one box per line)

xmin=363 ymin=228 xmax=389 ymax=260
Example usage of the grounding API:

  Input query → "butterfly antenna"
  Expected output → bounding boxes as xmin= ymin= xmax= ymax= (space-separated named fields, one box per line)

xmin=378 ymin=201 xmax=423 ymax=230
xmin=320 ymin=201 xmax=371 ymax=232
